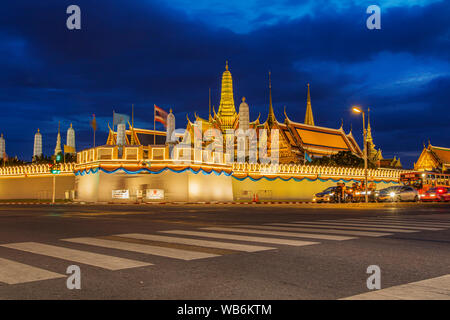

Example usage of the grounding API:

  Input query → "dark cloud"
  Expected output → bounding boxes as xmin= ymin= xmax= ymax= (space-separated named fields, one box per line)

xmin=0 ymin=0 xmax=449 ymax=167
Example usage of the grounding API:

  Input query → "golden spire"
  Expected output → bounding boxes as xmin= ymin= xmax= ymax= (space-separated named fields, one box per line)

xmin=130 ymin=104 xmax=136 ymax=145
xmin=209 ymin=88 xmax=212 ymax=121
xmin=266 ymin=71 xmax=276 ymax=125
xmin=367 ymin=107 xmax=373 ymax=141
xmin=304 ymin=83 xmax=315 ymax=126
xmin=217 ymin=61 xmax=237 ymax=129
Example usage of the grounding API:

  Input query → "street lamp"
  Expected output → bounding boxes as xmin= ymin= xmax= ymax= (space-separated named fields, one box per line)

xmin=352 ymin=106 xmax=369 ymax=203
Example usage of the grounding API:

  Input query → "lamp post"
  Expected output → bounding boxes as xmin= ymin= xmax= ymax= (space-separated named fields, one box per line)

xmin=352 ymin=106 xmax=368 ymax=203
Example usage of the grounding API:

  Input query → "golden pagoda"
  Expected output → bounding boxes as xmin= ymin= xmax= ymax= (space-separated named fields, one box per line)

xmin=216 ymin=61 xmax=238 ymax=130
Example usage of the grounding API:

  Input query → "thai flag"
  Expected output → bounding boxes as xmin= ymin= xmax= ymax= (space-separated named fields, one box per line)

xmin=154 ymin=105 xmax=168 ymax=128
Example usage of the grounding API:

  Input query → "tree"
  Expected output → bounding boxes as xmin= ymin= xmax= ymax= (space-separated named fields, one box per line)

xmin=310 ymin=151 xmax=376 ymax=168
xmin=32 ymin=155 xmax=53 ymax=164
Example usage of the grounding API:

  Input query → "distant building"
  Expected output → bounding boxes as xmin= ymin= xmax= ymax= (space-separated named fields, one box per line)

xmin=54 ymin=122 xmax=62 ymax=156
xmin=415 ymin=142 xmax=450 ymax=173
xmin=33 ymin=129 xmax=43 ymax=159
xmin=0 ymin=133 xmax=5 ymax=160
xmin=66 ymin=123 xmax=76 ymax=153
xmin=364 ymin=109 xmax=402 ymax=169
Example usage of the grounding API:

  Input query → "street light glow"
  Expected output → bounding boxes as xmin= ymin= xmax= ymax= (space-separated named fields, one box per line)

xmin=352 ymin=106 xmax=362 ymax=114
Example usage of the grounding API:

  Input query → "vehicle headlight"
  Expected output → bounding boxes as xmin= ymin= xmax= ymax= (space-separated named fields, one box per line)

xmin=430 ymin=193 xmax=436 ymax=197
xmin=329 ymin=192 xmax=334 ymax=196
xmin=390 ymin=192 xmax=396 ymax=197
xmin=355 ymin=192 xmax=360 ymax=195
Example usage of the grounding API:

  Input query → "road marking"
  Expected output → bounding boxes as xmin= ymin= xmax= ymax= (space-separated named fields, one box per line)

xmin=330 ymin=218 xmax=450 ymax=227
xmin=160 ymin=230 xmax=319 ymax=247
xmin=0 ymin=258 xmax=65 ymax=285
xmin=117 ymin=233 xmax=274 ymax=252
xmin=373 ymin=217 xmax=450 ymax=224
xmin=266 ymin=224 xmax=391 ymax=237
xmin=1 ymin=242 xmax=151 ymax=271
xmin=290 ymin=222 xmax=417 ymax=233
xmin=291 ymin=221 xmax=442 ymax=231
xmin=342 ymin=274 xmax=450 ymax=300
xmin=63 ymin=237 xmax=217 ymax=260
xmin=203 ymin=227 xmax=356 ymax=241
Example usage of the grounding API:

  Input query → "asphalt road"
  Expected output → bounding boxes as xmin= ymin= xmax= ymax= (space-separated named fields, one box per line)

xmin=0 ymin=203 xmax=449 ymax=300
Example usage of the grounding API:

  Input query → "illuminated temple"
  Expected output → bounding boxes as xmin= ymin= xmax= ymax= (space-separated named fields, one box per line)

xmin=98 ymin=62 xmax=404 ymax=169
xmin=184 ymin=62 xmax=364 ymax=164
xmin=0 ymin=62 xmax=408 ymax=203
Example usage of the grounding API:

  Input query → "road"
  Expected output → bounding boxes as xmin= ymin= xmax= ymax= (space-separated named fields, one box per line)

xmin=0 ymin=203 xmax=449 ymax=300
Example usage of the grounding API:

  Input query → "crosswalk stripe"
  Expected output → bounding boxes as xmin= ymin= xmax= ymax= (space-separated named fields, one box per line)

xmin=0 ymin=242 xmax=151 ymax=271
xmin=117 ymin=233 xmax=274 ymax=252
xmin=331 ymin=219 xmax=450 ymax=228
xmin=266 ymin=224 xmax=391 ymax=237
xmin=290 ymin=222 xmax=417 ymax=233
xmin=0 ymin=258 xmax=65 ymax=285
xmin=374 ymin=217 xmax=450 ymax=224
xmin=203 ymin=227 xmax=356 ymax=241
xmin=63 ymin=237 xmax=217 ymax=261
xmin=160 ymin=230 xmax=319 ymax=246
xmin=290 ymin=221 xmax=442 ymax=231
xmin=341 ymin=274 xmax=450 ymax=300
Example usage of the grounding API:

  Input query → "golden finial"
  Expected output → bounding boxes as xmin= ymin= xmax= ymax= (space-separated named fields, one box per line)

xmin=242 ymin=97 xmax=246 ymax=102
xmin=37 ymin=128 xmax=40 ymax=133
xmin=269 ymin=71 xmax=272 ymax=89
xmin=225 ymin=60 xmax=229 ymax=71
xmin=70 ymin=123 xmax=73 ymax=128
xmin=170 ymin=108 xmax=172 ymax=113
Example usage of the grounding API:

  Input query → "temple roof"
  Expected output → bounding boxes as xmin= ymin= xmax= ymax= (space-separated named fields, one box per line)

xmin=107 ymin=127 xmax=166 ymax=146
xmin=430 ymin=145 xmax=450 ymax=165
xmin=283 ymin=118 xmax=363 ymax=156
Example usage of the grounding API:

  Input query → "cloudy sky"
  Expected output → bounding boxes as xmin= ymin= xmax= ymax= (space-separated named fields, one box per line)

xmin=0 ymin=0 xmax=449 ymax=167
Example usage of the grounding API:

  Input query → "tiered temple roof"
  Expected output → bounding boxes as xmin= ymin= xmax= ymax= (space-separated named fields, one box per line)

xmin=415 ymin=143 xmax=450 ymax=173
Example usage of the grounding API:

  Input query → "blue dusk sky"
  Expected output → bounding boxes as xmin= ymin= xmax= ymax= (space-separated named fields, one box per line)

xmin=0 ymin=0 xmax=449 ymax=167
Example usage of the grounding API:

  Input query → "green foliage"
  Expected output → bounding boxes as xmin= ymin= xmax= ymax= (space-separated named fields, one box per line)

xmin=310 ymin=151 xmax=376 ymax=168
xmin=64 ymin=153 xmax=76 ymax=163
xmin=0 ymin=157 xmax=25 ymax=167
xmin=32 ymin=155 xmax=53 ymax=164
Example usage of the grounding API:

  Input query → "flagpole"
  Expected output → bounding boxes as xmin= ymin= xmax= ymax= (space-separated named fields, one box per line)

xmin=154 ymin=105 xmax=156 ymax=145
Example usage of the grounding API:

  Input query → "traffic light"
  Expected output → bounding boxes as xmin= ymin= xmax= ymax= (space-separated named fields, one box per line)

xmin=49 ymin=163 xmax=61 ymax=174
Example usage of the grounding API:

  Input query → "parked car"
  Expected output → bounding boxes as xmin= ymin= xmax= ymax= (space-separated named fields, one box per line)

xmin=312 ymin=186 xmax=338 ymax=203
xmin=376 ymin=185 xmax=419 ymax=202
xmin=420 ymin=187 xmax=450 ymax=202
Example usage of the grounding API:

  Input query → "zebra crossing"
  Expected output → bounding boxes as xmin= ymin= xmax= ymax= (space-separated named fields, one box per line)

xmin=0 ymin=215 xmax=449 ymax=287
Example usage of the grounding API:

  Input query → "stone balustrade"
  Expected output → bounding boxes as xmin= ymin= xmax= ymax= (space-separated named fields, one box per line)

xmin=0 ymin=162 xmax=76 ymax=176
xmin=232 ymin=162 xmax=410 ymax=180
